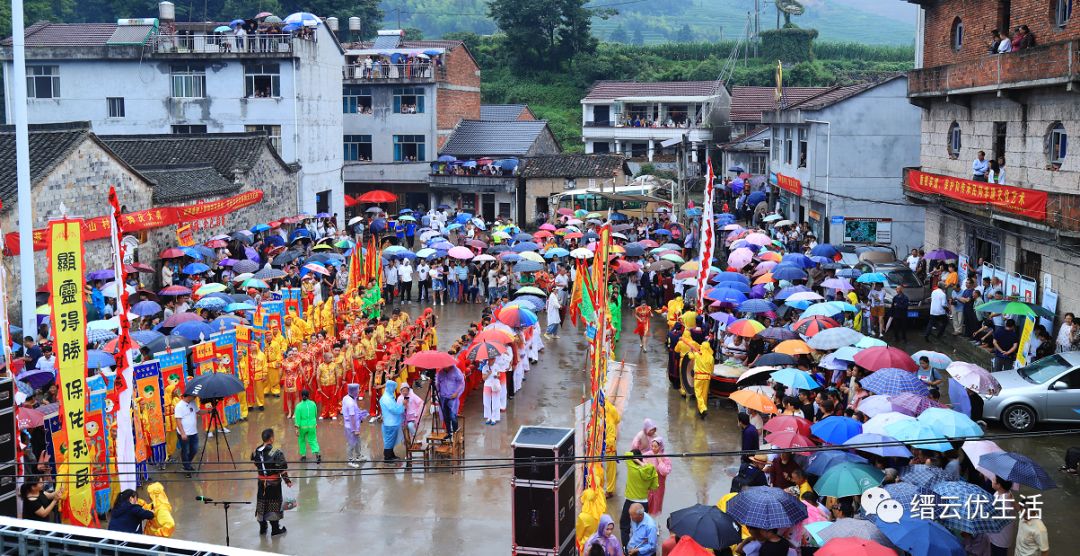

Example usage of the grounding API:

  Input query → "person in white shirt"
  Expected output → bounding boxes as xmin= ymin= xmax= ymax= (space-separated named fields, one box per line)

xmin=415 ymin=261 xmax=430 ymax=302
xmin=383 ymin=261 xmax=399 ymax=306
xmin=174 ymin=393 xmax=205 ymax=476
xmin=398 ymin=259 xmax=413 ymax=302
xmin=35 ymin=346 xmax=56 ymax=374
xmin=906 ymin=248 xmax=920 ymax=272
xmin=924 ymin=281 xmax=950 ymax=340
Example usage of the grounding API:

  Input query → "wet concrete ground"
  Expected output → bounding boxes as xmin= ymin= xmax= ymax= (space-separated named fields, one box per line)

xmin=155 ymin=303 xmax=1080 ymax=555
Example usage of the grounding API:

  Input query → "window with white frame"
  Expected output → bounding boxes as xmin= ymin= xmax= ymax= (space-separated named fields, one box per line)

xmin=771 ymin=129 xmax=780 ymax=162
xmin=1049 ymin=122 xmax=1067 ymax=166
xmin=797 ymin=128 xmax=808 ymax=168
xmin=948 ymin=121 xmax=962 ymax=159
xmin=245 ymin=63 xmax=280 ymax=98
xmin=343 ymin=85 xmax=372 ymax=114
xmin=170 ymin=64 xmax=205 ymax=98
xmin=107 ymin=97 xmax=125 ymax=118
xmin=750 ymin=154 xmax=767 ymax=175
xmin=1057 ymin=0 xmax=1073 ymax=27
xmin=246 ymin=125 xmax=282 ymax=154
xmin=393 ymin=135 xmax=425 ymax=161
xmin=26 ymin=65 xmax=59 ymax=99
xmin=393 ymin=87 xmax=426 ymax=114
xmin=784 ymin=127 xmax=793 ymax=165
xmin=343 ymin=134 xmax=372 ymax=161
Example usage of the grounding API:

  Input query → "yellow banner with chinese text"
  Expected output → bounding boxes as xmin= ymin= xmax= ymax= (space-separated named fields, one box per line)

xmin=48 ymin=218 xmax=95 ymax=527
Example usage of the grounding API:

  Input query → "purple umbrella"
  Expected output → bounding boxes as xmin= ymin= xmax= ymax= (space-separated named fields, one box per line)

xmin=87 ymin=269 xmax=114 ymax=281
xmin=923 ymin=249 xmax=958 ymax=261
xmin=890 ymin=392 xmax=945 ymax=416
xmin=16 ymin=369 xmax=55 ymax=390
xmin=161 ymin=312 xmax=205 ymax=328
xmin=245 ymin=247 xmax=261 ymax=264
xmin=219 ymin=258 xmax=239 ymax=267
xmin=760 ymin=327 xmax=798 ymax=341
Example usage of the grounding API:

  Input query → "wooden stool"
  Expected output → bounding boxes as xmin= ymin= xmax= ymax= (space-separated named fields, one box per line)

xmin=403 ymin=427 xmax=427 ymax=468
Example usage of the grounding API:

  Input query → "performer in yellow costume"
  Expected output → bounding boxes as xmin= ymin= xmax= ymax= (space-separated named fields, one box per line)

xmin=266 ymin=327 xmax=288 ymax=396
xmin=688 ymin=339 xmax=715 ymax=418
xmin=252 ymin=342 xmax=268 ymax=410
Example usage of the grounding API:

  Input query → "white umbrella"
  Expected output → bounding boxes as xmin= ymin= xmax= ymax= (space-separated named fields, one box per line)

xmin=348 ymin=216 xmax=365 ymax=226
xmin=862 ymin=411 xmax=915 ymax=435
xmin=570 ymin=248 xmax=594 ymax=259
xmin=87 ymin=317 xmax=121 ymax=331
xmin=736 ymin=365 xmax=780 ymax=384
xmin=232 ymin=272 xmax=255 ymax=282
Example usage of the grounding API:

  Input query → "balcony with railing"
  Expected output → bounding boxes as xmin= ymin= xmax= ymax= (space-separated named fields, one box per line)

xmin=149 ymin=33 xmax=297 ymax=57
xmin=901 ymin=167 xmax=1080 ymax=234
xmin=430 ymin=173 xmax=518 ymax=192
xmin=909 ymin=40 xmax=1080 ymax=98
xmin=343 ymin=62 xmax=445 ymax=83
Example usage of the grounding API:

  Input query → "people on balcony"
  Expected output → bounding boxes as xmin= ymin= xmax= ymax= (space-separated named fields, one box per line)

xmin=1010 ymin=25 xmax=1035 ymax=52
xmin=988 ymin=29 xmax=1011 ymax=54
xmin=972 ymin=150 xmax=989 ymax=182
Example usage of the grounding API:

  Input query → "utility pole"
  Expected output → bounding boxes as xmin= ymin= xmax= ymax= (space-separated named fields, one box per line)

xmin=754 ymin=0 xmax=760 ymax=57
xmin=11 ymin=0 xmax=36 ymax=336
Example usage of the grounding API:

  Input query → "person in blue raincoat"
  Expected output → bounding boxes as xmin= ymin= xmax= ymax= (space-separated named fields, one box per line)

xmin=379 ymin=379 xmax=405 ymax=462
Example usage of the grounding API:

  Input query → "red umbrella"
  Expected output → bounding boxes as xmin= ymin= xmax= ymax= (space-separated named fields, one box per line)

xmin=475 ymin=328 xmax=514 ymax=344
xmin=466 ymin=340 xmax=507 ymax=361
xmin=344 ymin=194 xmax=360 ymax=207
xmin=465 ymin=239 xmax=488 ymax=249
xmin=102 ymin=337 xmax=141 ymax=354
xmin=763 ymin=415 xmax=812 ymax=436
xmin=205 ymin=239 xmax=228 ymax=248
xmin=16 ymin=407 xmax=45 ymax=429
xmin=161 ymin=312 xmax=204 ymax=328
xmin=160 ymin=248 xmax=187 ymax=259
xmin=765 ymin=431 xmax=816 ymax=453
xmin=817 ymin=538 xmax=896 ymax=556
xmin=854 ymin=346 xmax=917 ymax=372
xmin=357 ymin=189 xmax=397 ymax=203
xmin=403 ymin=350 xmax=458 ymax=369
xmin=124 ymin=262 xmax=154 ymax=273
xmin=792 ymin=315 xmax=840 ymax=337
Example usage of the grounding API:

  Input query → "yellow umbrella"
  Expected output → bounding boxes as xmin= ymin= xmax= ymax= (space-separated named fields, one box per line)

xmin=681 ymin=261 xmax=700 ymax=271
xmin=774 ymin=339 xmax=812 ymax=355
xmin=518 ymin=251 xmax=544 ymax=263
xmin=35 ymin=304 xmax=50 ymax=315
xmin=196 ymin=283 xmax=226 ymax=296
xmin=753 ymin=272 xmax=774 ymax=285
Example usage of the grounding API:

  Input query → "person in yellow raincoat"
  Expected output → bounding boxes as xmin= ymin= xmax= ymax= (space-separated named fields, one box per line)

xmin=673 ymin=328 xmax=698 ymax=397
xmin=662 ymin=294 xmax=684 ymax=328
xmin=321 ymin=298 xmax=335 ymax=336
xmin=266 ymin=327 xmax=288 ymax=397
xmin=252 ymin=342 xmax=268 ymax=410
xmin=847 ymin=289 xmax=863 ymax=333
xmin=687 ymin=338 xmax=715 ymax=418
xmin=680 ymin=309 xmax=698 ymax=330
xmin=139 ymin=482 xmax=176 ymax=537
xmin=603 ymin=403 xmax=621 ymax=496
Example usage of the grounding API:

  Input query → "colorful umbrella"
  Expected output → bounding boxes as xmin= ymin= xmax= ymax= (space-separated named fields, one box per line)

xmin=466 ymin=340 xmax=507 ymax=361
xmin=727 ymin=318 xmax=765 ymax=337
xmin=793 ymin=316 xmax=840 ymax=337
xmin=889 ymin=392 xmax=943 ymax=416
xmin=946 ymin=361 xmax=1000 ymax=395
xmin=496 ymin=305 xmax=538 ymax=328
xmin=974 ymin=299 xmax=1055 ymax=319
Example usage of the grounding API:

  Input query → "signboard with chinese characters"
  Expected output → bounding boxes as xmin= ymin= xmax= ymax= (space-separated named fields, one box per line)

xmin=843 ymin=218 xmax=892 ymax=244
xmin=774 ymin=173 xmax=803 ymax=196
xmin=906 ymin=169 xmax=1047 ymax=220
xmin=47 ymin=218 xmax=96 ymax=527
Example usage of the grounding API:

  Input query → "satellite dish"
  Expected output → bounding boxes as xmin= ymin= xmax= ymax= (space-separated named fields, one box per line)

xmin=777 ymin=0 xmax=805 ymax=15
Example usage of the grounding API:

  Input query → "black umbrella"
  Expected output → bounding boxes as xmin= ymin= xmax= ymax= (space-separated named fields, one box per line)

xmin=145 ymin=334 xmax=194 ymax=353
xmin=273 ymin=250 xmax=303 ymax=265
xmin=184 ymin=372 xmax=244 ymax=399
xmin=756 ymin=352 xmax=797 ymax=366
xmin=668 ymin=504 xmax=742 ymax=549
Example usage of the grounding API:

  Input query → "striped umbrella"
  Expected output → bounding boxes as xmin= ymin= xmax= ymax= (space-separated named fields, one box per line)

xmin=888 ymin=392 xmax=944 ymax=416
xmin=842 ymin=432 xmax=912 ymax=458
xmin=496 ymin=305 xmax=538 ymax=328
xmin=726 ymin=487 xmax=808 ymax=529
xmin=930 ymin=481 xmax=1007 ymax=534
xmin=466 ymin=340 xmax=507 ymax=361
xmin=946 ymin=362 xmax=1001 ymax=395
xmin=978 ymin=451 xmax=1056 ymax=490
xmin=861 ymin=368 xmax=929 ymax=397
xmin=727 ymin=319 xmax=765 ymax=338
xmin=900 ymin=464 xmax=950 ymax=489
xmin=793 ymin=316 xmax=840 ymax=337
xmin=807 ymin=327 xmax=864 ymax=350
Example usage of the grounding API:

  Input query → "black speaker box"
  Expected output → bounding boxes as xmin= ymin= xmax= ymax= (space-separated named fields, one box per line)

xmin=511 ymin=426 xmax=574 ymax=482
xmin=512 ymin=473 xmax=576 ymax=555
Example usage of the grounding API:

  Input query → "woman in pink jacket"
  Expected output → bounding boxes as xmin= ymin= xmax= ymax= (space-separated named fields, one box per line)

xmin=643 ymin=437 xmax=671 ymax=515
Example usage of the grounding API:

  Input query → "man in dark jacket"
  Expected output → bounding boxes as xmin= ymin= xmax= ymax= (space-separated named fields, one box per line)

xmin=107 ymin=489 xmax=155 ymax=534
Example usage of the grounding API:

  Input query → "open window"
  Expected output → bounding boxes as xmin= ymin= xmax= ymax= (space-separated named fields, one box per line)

xmin=343 ymin=85 xmax=372 ymax=114
xmin=245 ymin=63 xmax=280 ymax=98
xmin=393 ymin=135 xmax=425 ymax=161
xmin=393 ymin=87 xmax=425 ymax=114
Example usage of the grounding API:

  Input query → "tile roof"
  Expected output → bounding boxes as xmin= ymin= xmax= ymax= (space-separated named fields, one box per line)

xmin=139 ymin=166 xmax=240 ymax=203
xmin=782 ymin=75 xmax=906 ymax=112
xmin=584 ymin=80 xmax=718 ymax=101
xmin=99 ymin=133 xmax=278 ymax=180
xmin=1 ymin=22 xmax=122 ymax=47
xmin=440 ymin=120 xmax=551 ymax=157
xmin=480 ymin=104 xmax=529 ymax=121
xmin=521 ymin=154 xmax=629 ymax=179
xmin=730 ymin=86 xmax=831 ymax=122
xmin=0 ymin=122 xmax=94 ymax=208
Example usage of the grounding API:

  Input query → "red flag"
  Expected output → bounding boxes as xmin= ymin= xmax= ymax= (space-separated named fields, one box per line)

xmin=107 ymin=187 xmax=133 ymax=402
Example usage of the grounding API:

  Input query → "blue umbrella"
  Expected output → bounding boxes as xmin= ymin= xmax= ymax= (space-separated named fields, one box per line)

xmin=774 ymin=285 xmax=810 ymax=301
xmin=610 ymin=212 xmax=628 ymax=222
xmin=747 ymin=191 xmax=766 ymax=205
xmin=856 ymin=272 xmax=888 ymax=284
xmin=901 ymin=464 xmax=951 ymax=489
xmin=514 ymin=260 xmax=543 ymax=273
xmin=193 ymin=297 xmax=227 ymax=311
xmin=883 ymin=482 xmax=928 ymax=509
xmin=799 ymin=302 xmax=844 ymax=319
xmin=837 ymin=268 xmax=862 ymax=279
xmin=131 ymin=300 xmax=162 ymax=317
xmin=726 ymin=486 xmax=808 ymax=529
xmin=806 ymin=326 xmax=863 ymax=350
xmin=813 ymin=462 xmax=884 ymax=498
xmin=770 ymin=368 xmax=820 ymax=390
xmin=87 ymin=349 xmax=116 ymax=369
xmin=811 ymin=415 xmax=863 ymax=444
xmin=886 ymin=421 xmax=954 ymax=453
xmin=714 ymin=271 xmax=749 ymax=284
xmin=782 ymin=253 xmax=815 ymax=269
xmin=87 ymin=328 xmax=117 ymax=344
xmin=930 ymin=481 xmax=1007 ymax=534
xmin=544 ymin=248 xmax=569 ymax=259
xmin=705 ymin=287 xmax=747 ymax=304
xmin=284 ymin=11 xmax=321 ymax=26
xmin=415 ymin=248 xmax=437 ymax=259
xmin=623 ymin=243 xmax=645 ymax=257
xmin=229 ymin=18 xmax=245 ymax=27
xmin=810 ymin=244 xmax=839 ymax=258
xmin=455 ymin=213 xmax=473 ymax=224
xmin=437 ymin=155 xmax=457 ymax=162
xmin=873 ymin=515 xmax=965 ymax=556
xmin=805 ymin=450 xmax=868 ymax=476
xmin=772 ymin=265 xmax=808 ymax=281
xmin=209 ymin=315 xmax=245 ymax=332
xmin=180 ymin=247 xmax=203 ymax=260
xmin=289 ymin=228 xmax=312 ymax=242
xmin=131 ymin=330 xmax=165 ymax=346
xmin=978 ymin=452 xmax=1055 ymax=490
xmin=250 ymin=223 xmax=271 ymax=233
xmin=917 ymin=407 xmax=983 ymax=438
xmin=510 ymin=295 xmax=545 ymax=312
xmin=512 ymin=242 xmax=539 ymax=252
xmin=833 ymin=345 xmax=862 ymax=361
xmin=843 ymin=433 xmax=912 ymax=458
xmin=738 ymin=298 xmax=776 ymax=314
xmin=715 ymin=281 xmax=751 ymax=293
xmin=513 ymin=232 xmax=534 ymax=242
xmin=685 ymin=207 xmax=702 ymax=217
xmin=182 ymin=262 xmax=210 ymax=275
xmin=225 ymin=302 xmax=257 ymax=313
xmin=652 ymin=228 xmax=671 ymax=236
xmin=172 ymin=321 xmax=215 ymax=342
xmin=861 ymin=368 xmax=930 ymax=397
xmin=499 ymin=253 xmax=521 ymax=263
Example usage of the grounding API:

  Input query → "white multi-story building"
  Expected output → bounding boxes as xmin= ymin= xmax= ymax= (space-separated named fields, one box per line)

xmin=0 ymin=2 xmax=344 ymax=219
xmin=580 ymin=80 xmax=729 ymax=166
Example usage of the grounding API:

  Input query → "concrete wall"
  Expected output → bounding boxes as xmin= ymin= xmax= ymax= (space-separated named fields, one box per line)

xmin=768 ymin=78 xmax=924 ymax=254
xmin=292 ymin=27 xmax=345 ymax=220
xmin=343 ymin=83 xmax=437 ymax=163
xmin=920 ymin=89 xmax=1080 ymax=194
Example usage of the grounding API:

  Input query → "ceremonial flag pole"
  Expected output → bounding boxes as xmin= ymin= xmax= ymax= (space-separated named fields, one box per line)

xmin=107 ymin=187 xmax=139 ymax=491
xmin=697 ymin=157 xmax=716 ymax=313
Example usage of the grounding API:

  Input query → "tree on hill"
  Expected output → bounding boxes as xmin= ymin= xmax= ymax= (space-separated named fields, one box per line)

xmin=488 ymin=0 xmax=597 ymax=70
xmin=403 ymin=27 xmax=423 ymax=40
xmin=609 ymin=25 xmax=628 ymax=43
xmin=675 ymin=24 xmax=694 ymax=43
xmin=632 ymin=28 xmax=644 ymax=45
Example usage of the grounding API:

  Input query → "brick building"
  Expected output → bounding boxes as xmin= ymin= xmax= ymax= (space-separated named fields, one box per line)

xmin=341 ymin=30 xmax=480 ymax=210
xmin=0 ymin=122 xmax=296 ymax=320
xmin=905 ymin=0 xmax=1080 ymax=320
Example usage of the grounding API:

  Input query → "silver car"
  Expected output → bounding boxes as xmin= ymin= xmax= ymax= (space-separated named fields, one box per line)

xmin=983 ymin=352 xmax=1080 ymax=432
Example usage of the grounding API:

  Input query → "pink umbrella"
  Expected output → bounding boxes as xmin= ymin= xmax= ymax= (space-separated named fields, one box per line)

xmin=566 ymin=218 xmax=583 ymax=225
xmin=161 ymin=312 xmax=204 ymax=328
xmin=820 ymin=278 xmax=854 ymax=292
xmin=962 ymin=440 xmax=1011 ymax=484
xmin=853 ymin=346 xmax=917 ymax=371
xmin=744 ymin=232 xmax=772 ymax=246
xmin=556 ymin=208 xmax=574 ymax=216
xmin=448 ymin=246 xmax=475 ymax=260
xmin=638 ymin=239 xmax=659 ymax=248
xmin=723 ymin=224 xmax=743 ymax=232
xmin=753 ymin=261 xmax=779 ymax=276
xmin=727 ymin=247 xmax=755 ymax=269
xmin=539 ymin=223 xmax=557 ymax=231
xmin=947 ymin=362 xmax=1001 ymax=395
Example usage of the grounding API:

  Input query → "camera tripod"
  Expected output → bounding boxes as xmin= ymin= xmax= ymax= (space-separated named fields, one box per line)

xmin=197 ymin=398 xmax=237 ymax=470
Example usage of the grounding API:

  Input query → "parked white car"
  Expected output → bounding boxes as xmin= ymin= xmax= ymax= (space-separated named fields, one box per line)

xmin=983 ymin=352 xmax=1080 ymax=432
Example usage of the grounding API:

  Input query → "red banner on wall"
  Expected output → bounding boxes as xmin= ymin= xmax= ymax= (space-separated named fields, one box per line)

xmin=906 ymin=169 xmax=1047 ymax=221
xmin=776 ymin=173 xmax=803 ymax=196
xmin=5 ymin=190 xmax=264 ymax=253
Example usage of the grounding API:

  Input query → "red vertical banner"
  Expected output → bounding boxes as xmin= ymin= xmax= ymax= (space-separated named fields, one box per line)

xmin=697 ymin=157 xmax=716 ymax=313
xmin=48 ymin=218 xmax=96 ymax=527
